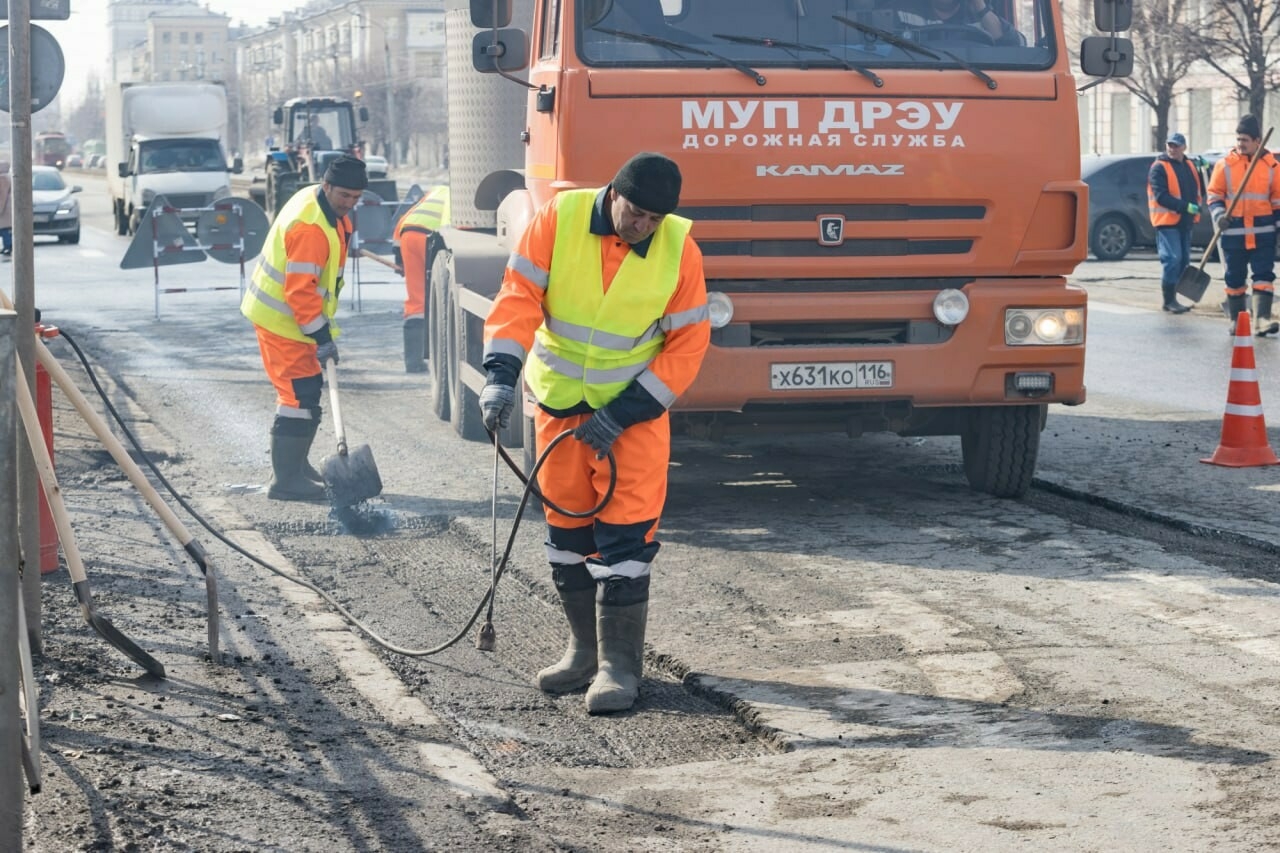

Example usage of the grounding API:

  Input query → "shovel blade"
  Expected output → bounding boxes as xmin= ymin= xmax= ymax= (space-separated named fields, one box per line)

xmin=1176 ymin=266 xmax=1212 ymax=303
xmin=322 ymin=443 xmax=383 ymax=507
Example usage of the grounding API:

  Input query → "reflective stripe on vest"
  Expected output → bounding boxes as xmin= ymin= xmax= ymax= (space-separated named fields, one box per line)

xmin=524 ymin=189 xmax=692 ymax=410
xmin=395 ymin=185 xmax=451 ymax=241
xmin=241 ymin=186 xmax=343 ymax=342
xmin=1148 ymin=159 xmax=1201 ymax=227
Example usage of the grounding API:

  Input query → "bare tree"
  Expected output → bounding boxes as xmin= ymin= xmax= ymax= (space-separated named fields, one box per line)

xmin=1196 ymin=0 xmax=1280 ymax=118
xmin=1118 ymin=0 xmax=1202 ymax=148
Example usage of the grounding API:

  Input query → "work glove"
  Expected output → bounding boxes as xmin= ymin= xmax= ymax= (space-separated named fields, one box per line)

xmin=1213 ymin=208 xmax=1226 ymax=228
xmin=315 ymin=340 xmax=339 ymax=366
xmin=1187 ymin=203 xmax=1200 ymax=215
xmin=479 ymin=383 xmax=516 ymax=432
xmin=574 ymin=407 xmax=625 ymax=459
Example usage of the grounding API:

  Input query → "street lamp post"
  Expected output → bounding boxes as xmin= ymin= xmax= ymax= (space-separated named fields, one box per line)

xmin=358 ymin=13 xmax=398 ymax=169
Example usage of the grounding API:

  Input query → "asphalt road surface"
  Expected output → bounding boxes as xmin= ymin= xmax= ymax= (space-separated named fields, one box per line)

xmin=12 ymin=174 xmax=1280 ymax=851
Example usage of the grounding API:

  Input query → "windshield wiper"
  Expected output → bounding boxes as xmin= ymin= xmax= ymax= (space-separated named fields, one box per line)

xmin=593 ymin=27 xmax=767 ymax=86
xmin=711 ymin=33 xmax=883 ymax=87
xmin=831 ymin=15 xmax=996 ymax=90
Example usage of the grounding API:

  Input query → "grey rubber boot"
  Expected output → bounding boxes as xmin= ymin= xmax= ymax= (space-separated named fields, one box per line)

xmin=267 ymin=432 xmax=327 ymax=501
xmin=585 ymin=576 xmax=649 ymax=715
xmin=1254 ymin=291 xmax=1277 ymax=334
xmin=403 ymin=317 xmax=427 ymax=374
xmin=536 ymin=563 xmax=598 ymax=693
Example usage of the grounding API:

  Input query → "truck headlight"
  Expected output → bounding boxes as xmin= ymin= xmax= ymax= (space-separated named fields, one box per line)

xmin=707 ymin=291 xmax=734 ymax=329
xmin=933 ymin=288 xmax=969 ymax=326
xmin=1005 ymin=308 xmax=1084 ymax=345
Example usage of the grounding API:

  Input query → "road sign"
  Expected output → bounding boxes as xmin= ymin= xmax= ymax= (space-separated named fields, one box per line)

xmin=0 ymin=24 xmax=65 ymax=113
xmin=0 ymin=1 xmax=71 ymax=21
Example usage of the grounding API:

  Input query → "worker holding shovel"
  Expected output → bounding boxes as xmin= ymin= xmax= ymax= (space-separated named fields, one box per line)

xmin=241 ymin=155 xmax=366 ymax=500
xmin=1207 ymin=114 xmax=1280 ymax=335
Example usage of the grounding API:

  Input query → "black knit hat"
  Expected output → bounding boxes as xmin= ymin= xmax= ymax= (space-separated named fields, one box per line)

xmin=612 ymin=152 xmax=682 ymax=215
xmin=1237 ymin=114 xmax=1262 ymax=139
xmin=324 ymin=155 xmax=368 ymax=190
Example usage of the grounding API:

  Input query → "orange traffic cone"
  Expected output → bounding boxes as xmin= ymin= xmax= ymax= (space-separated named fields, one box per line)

xmin=1203 ymin=311 xmax=1280 ymax=467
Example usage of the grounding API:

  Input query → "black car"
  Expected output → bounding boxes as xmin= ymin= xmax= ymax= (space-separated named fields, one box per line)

xmin=1083 ymin=153 xmax=1216 ymax=261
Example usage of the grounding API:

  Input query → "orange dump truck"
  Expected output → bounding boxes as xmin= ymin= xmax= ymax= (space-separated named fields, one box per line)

xmin=428 ymin=0 xmax=1132 ymax=497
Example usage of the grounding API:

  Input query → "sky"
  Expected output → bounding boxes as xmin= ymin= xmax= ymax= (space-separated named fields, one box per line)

xmin=39 ymin=0 xmax=301 ymax=109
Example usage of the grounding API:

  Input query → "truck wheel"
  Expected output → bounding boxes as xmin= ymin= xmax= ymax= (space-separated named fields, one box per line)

xmin=427 ymin=251 xmax=452 ymax=422
xmin=961 ymin=405 xmax=1044 ymax=499
xmin=128 ymin=208 xmax=141 ymax=236
xmin=114 ymin=203 xmax=128 ymax=236
xmin=451 ymin=286 xmax=490 ymax=443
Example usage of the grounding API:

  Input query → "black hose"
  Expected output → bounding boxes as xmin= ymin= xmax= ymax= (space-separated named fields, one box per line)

xmin=51 ymin=327 xmax=612 ymax=658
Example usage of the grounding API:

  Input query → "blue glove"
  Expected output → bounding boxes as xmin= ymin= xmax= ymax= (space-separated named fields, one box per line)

xmin=1187 ymin=203 xmax=1200 ymax=215
xmin=479 ymin=383 xmax=515 ymax=432
xmin=315 ymin=340 xmax=339 ymax=366
xmin=574 ymin=408 xmax=624 ymax=459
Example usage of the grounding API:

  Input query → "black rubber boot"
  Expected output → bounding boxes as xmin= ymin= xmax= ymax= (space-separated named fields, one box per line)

xmin=586 ymin=576 xmax=649 ymax=715
xmin=1161 ymin=282 xmax=1189 ymax=314
xmin=1226 ymin=294 xmax=1249 ymax=331
xmin=403 ymin=317 xmax=427 ymax=374
xmin=536 ymin=563 xmax=598 ymax=693
xmin=299 ymin=417 xmax=324 ymax=485
xmin=267 ymin=431 xmax=327 ymax=501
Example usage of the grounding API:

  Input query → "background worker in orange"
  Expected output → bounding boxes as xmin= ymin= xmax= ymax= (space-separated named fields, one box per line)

xmin=479 ymin=152 xmax=710 ymax=715
xmin=241 ymin=155 xmax=365 ymax=501
xmin=393 ymin=185 xmax=450 ymax=373
xmin=1208 ymin=114 xmax=1280 ymax=334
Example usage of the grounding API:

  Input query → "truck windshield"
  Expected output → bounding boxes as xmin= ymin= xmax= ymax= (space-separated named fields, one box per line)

xmin=138 ymin=139 xmax=227 ymax=174
xmin=578 ymin=0 xmax=1053 ymax=70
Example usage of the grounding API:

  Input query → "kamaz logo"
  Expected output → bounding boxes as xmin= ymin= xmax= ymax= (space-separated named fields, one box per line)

xmin=756 ymin=164 xmax=905 ymax=177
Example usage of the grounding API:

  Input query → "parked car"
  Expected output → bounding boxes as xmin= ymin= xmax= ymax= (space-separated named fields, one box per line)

xmin=31 ymin=165 xmax=81 ymax=244
xmin=88 ymin=154 xmax=105 ymax=169
xmin=65 ymin=153 xmax=83 ymax=168
xmin=1083 ymin=153 xmax=1216 ymax=261
xmin=363 ymin=154 xmax=388 ymax=179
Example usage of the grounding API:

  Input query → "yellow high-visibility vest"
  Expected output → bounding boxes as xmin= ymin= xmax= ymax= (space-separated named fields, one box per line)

xmin=524 ymin=189 xmax=691 ymax=409
xmin=241 ymin=187 xmax=343 ymax=342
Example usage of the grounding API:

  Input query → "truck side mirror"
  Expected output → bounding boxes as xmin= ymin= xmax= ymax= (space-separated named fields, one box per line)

xmin=273 ymin=107 xmax=284 ymax=125
xmin=117 ymin=163 xmax=129 ymax=178
xmin=1079 ymin=35 xmax=1133 ymax=78
xmin=232 ymin=156 xmax=244 ymax=174
xmin=359 ymin=106 xmax=369 ymax=123
xmin=473 ymin=28 xmax=529 ymax=74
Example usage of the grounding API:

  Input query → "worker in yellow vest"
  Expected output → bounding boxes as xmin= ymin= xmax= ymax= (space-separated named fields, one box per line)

xmin=241 ymin=156 xmax=365 ymax=500
xmin=393 ymin=185 xmax=450 ymax=372
xmin=479 ymin=153 xmax=710 ymax=714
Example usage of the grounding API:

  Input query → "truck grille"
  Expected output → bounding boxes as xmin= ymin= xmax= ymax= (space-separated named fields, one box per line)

xmin=160 ymin=194 xmax=211 ymax=212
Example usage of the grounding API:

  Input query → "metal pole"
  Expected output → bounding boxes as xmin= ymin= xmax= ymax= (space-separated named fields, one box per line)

xmin=12 ymin=0 xmax=42 ymax=655
xmin=0 ymin=310 xmax=23 ymax=852
xmin=384 ymin=36 xmax=396 ymax=169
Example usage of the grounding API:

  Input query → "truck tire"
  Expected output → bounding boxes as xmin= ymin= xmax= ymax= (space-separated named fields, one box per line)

xmin=114 ymin=202 xmax=128 ymax=236
xmin=961 ymin=404 xmax=1044 ymax=499
xmin=266 ymin=163 xmax=299 ymax=219
xmin=128 ymin=207 xmax=141 ymax=236
xmin=451 ymin=287 xmax=489 ymax=443
xmin=427 ymin=251 xmax=452 ymax=422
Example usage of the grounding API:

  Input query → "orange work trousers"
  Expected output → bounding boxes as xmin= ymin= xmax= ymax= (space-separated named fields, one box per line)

xmin=255 ymin=326 xmax=323 ymax=430
xmin=401 ymin=230 xmax=427 ymax=320
xmin=534 ymin=407 xmax=669 ymax=537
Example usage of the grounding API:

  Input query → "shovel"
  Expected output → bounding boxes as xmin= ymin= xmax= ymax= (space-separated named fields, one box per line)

xmin=1177 ymin=127 xmax=1273 ymax=303
xmin=13 ymin=356 xmax=166 ymax=678
xmin=321 ymin=360 xmax=383 ymax=507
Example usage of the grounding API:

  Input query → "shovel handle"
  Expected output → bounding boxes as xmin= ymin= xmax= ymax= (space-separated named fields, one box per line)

xmin=1195 ymin=127 xmax=1274 ymax=271
xmin=325 ymin=360 xmax=349 ymax=454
